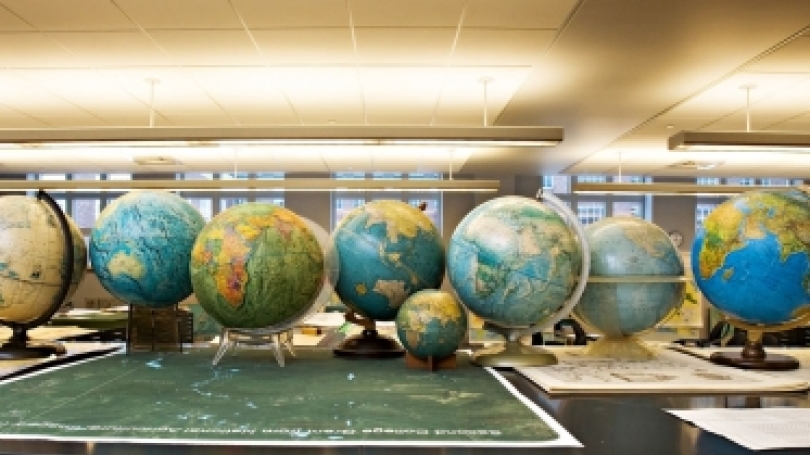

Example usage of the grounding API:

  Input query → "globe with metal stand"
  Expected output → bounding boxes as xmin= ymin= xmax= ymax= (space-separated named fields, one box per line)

xmin=446 ymin=191 xmax=589 ymax=367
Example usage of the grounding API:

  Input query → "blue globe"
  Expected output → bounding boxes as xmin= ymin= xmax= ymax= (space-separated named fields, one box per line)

xmin=447 ymin=196 xmax=580 ymax=328
xmin=90 ymin=191 xmax=205 ymax=308
xmin=574 ymin=216 xmax=685 ymax=337
xmin=395 ymin=290 xmax=467 ymax=359
xmin=333 ymin=200 xmax=445 ymax=321
xmin=693 ymin=188 xmax=810 ymax=325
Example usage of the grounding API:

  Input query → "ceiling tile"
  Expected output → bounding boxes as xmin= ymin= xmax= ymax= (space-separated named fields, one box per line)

xmin=148 ymin=30 xmax=263 ymax=66
xmin=31 ymin=114 xmax=108 ymax=127
xmin=0 ymin=72 xmax=97 ymax=116
xmin=465 ymin=0 xmax=579 ymax=28
xmin=360 ymin=67 xmax=444 ymax=124
xmin=49 ymin=31 xmax=172 ymax=67
xmin=251 ymin=28 xmax=355 ymax=65
xmin=161 ymin=113 xmax=237 ymax=126
xmin=231 ymin=0 xmax=348 ymax=27
xmin=0 ymin=115 xmax=48 ymax=128
xmin=273 ymin=67 xmax=364 ymax=125
xmin=114 ymin=0 xmax=242 ymax=29
xmin=0 ymin=6 xmax=33 ymax=30
xmin=98 ymin=68 xmax=225 ymax=115
xmin=1 ymin=0 xmax=136 ymax=30
xmin=350 ymin=0 xmax=466 ymax=27
xmin=0 ymin=33 xmax=80 ymax=68
xmin=745 ymin=37 xmax=810 ymax=73
xmin=454 ymin=29 xmax=555 ymax=65
xmin=435 ymin=66 xmax=532 ymax=124
xmin=355 ymin=28 xmax=455 ymax=65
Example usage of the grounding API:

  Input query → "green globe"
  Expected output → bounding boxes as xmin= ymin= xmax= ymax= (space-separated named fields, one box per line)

xmin=190 ymin=203 xmax=324 ymax=329
xmin=574 ymin=216 xmax=685 ymax=338
xmin=395 ymin=290 xmax=468 ymax=359
xmin=333 ymin=200 xmax=445 ymax=322
xmin=0 ymin=195 xmax=86 ymax=325
xmin=90 ymin=191 xmax=205 ymax=308
xmin=447 ymin=196 xmax=581 ymax=328
xmin=693 ymin=188 xmax=810 ymax=325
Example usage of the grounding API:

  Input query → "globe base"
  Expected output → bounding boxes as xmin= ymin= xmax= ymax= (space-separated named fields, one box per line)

xmin=582 ymin=336 xmax=656 ymax=360
xmin=334 ymin=329 xmax=405 ymax=358
xmin=472 ymin=340 xmax=558 ymax=368
xmin=710 ymin=340 xmax=799 ymax=371
xmin=0 ymin=339 xmax=66 ymax=360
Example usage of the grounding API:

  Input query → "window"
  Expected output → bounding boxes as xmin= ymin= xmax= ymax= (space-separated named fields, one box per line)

xmin=577 ymin=202 xmax=606 ymax=226
xmin=697 ymin=177 xmax=721 ymax=185
xmin=186 ymin=198 xmax=214 ymax=221
xmin=760 ymin=178 xmax=790 ymax=187
xmin=577 ymin=175 xmax=607 ymax=183
xmin=613 ymin=201 xmax=642 ymax=217
xmin=696 ymin=203 xmax=718 ymax=231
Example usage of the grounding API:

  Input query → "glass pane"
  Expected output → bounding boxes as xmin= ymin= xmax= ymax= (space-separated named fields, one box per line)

xmin=697 ymin=177 xmax=721 ymax=185
xmin=256 ymin=197 xmax=284 ymax=207
xmin=576 ymin=202 xmax=605 ymax=226
xmin=55 ymin=198 xmax=67 ymax=214
xmin=373 ymin=172 xmax=402 ymax=180
xmin=541 ymin=175 xmax=570 ymax=194
xmin=71 ymin=199 xmax=101 ymax=229
xmin=39 ymin=174 xmax=66 ymax=181
xmin=696 ymin=203 xmax=718 ymax=231
xmin=182 ymin=173 xmax=214 ymax=180
xmin=577 ymin=175 xmax=607 ymax=183
xmin=186 ymin=198 xmax=213 ymax=221
xmin=335 ymin=172 xmax=365 ymax=180
xmin=107 ymin=174 xmax=132 ymax=180
xmin=760 ymin=178 xmax=789 ymax=186
xmin=256 ymin=172 xmax=285 ymax=180
xmin=334 ymin=198 xmax=366 ymax=226
xmin=220 ymin=198 xmax=248 ymax=211
xmin=220 ymin=172 xmax=249 ymax=180
xmin=613 ymin=201 xmax=642 ymax=217
xmin=72 ymin=173 xmax=100 ymax=180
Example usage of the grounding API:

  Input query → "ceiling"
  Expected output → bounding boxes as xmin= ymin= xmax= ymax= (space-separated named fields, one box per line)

xmin=0 ymin=0 xmax=809 ymax=177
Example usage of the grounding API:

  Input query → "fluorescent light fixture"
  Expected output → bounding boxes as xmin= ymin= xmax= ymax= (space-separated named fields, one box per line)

xmin=669 ymin=131 xmax=810 ymax=151
xmin=132 ymin=156 xmax=182 ymax=165
xmin=5 ymin=179 xmax=498 ymax=193
xmin=572 ymin=182 xmax=782 ymax=196
xmin=0 ymin=126 xmax=563 ymax=149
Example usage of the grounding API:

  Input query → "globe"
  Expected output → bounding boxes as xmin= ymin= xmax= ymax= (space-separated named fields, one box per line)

xmin=190 ymin=203 xmax=324 ymax=329
xmin=448 ymin=195 xmax=581 ymax=327
xmin=333 ymin=200 xmax=445 ymax=322
xmin=395 ymin=290 xmax=468 ymax=360
xmin=574 ymin=216 xmax=685 ymax=358
xmin=90 ymin=191 xmax=205 ymax=308
xmin=0 ymin=195 xmax=86 ymax=325
xmin=693 ymin=188 xmax=810 ymax=326
xmin=447 ymin=195 xmax=586 ymax=366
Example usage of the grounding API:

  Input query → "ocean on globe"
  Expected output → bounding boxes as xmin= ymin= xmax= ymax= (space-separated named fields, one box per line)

xmin=395 ymin=290 xmax=468 ymax=359
xmin=333 ymin=200 xmax=445 ymax=322
xmin=692 ymin=188 xmax=810 ymax=325
xmin=0 ymin=195 xmax=86 ymax=325
xmin=574 ymin=216 xmax=685 ymax=338
xmin=90 ymin=190 xmax=205 ymax=308
xmin=447 ymin=196 xmax=580 ymax=328
xmin=190 ymin=203 xmax=324 ymax=329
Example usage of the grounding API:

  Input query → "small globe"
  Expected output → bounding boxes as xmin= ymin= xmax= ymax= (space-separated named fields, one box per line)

xmin=190 ymin=203 xmax=324 ymax=329
xmin=90 ymin=191 xmax=205 ymax=308
xmin=693 ymin=188 xmax=810 ymax=325
xmin=0 ymin=196 xmax=86 ymax=325
xmin=395 ymin=290 xmax=468 ymax=359
xmin=447 ymin=196 xmax=581 ymax=328
xmin=574 ymin=216 xmax=685 ymax=339
xmin=333 ymin=200 xmax=445 ymax=322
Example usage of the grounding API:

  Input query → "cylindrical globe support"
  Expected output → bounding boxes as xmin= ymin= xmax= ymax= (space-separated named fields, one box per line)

xmin=709 ymin=316 xmax=807 ymax=370
xmin=470 ymin=190 xmax=591 ymax=368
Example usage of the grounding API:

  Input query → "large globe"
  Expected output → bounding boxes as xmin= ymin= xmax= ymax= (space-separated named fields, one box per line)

xmin=447 ymin=196 xmax=580 ymax=328
xmin=190 ymin=203 xmax=324 ymax=329
xmin=395 ymin=290 xmax=468 ymax=359
xmin=0 ymin=195 xmax=86 ymax=325
xmin=574 ymin=216 xmax=685 ymax=338
xmin=90 ymin=191 xmax=205 ymax=308
xmin=693 ymin=188 xmax=810 ymax=325
xmin=333 ymin=200 xmax=445 ymax=322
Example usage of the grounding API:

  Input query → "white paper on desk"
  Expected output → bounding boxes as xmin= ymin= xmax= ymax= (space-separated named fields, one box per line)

xmin=668 ymin=408 xmax=810 ymax=451
xmin=299 ymin=312 xmax=346 ymax=327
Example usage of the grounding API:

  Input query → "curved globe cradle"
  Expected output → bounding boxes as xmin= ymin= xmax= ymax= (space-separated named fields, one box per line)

xmin=470 ymin=190 xmax=591 ymax=368
xmin=0 ymin=190 xmax=74 ymax=359
xmin=212 ymin=218 xmax=339 ymax=367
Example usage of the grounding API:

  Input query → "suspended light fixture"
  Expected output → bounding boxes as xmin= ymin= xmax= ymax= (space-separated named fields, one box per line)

xmin=572 ymin=181 xmax=782 ymax=196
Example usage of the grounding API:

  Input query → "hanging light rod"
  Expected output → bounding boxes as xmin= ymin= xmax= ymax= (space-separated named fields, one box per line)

xmin=669 ymin=131 xmax=810 ymax=151
xmin=0 ymin=126 xmax=562 ymax=149
xmin=572 ymin=182 xmax=784 ymax=196
xmin=0 ymin=178 xmax=499 ymax=193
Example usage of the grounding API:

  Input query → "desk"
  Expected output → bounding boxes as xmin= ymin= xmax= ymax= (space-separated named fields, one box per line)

xmin=1 ymin=363 xmax=809 ymax=454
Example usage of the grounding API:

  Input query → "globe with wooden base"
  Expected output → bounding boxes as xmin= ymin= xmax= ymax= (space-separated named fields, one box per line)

xmin=692 ymin=188 xmax=810 ymax=370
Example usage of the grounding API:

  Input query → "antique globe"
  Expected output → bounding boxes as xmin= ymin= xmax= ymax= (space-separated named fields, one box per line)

xmin=0 ymin=194 xmax=87 ymax=358
xmin=190 ymin=203 xmax=324 ymax=330
xmin=333 ymin=200 xmax=445 ymax=357
xmin=693 ymin=187 xmax=810 ymax=370
xmin=395 ymin=290 xmax=468 ymax=363
xmin=574 ymin=216 xmax=685 ymax=359
xmin=447 ymin=194 xmax=589 ymax=367
xmin=90 ymin=190 xmax=205 ymax=308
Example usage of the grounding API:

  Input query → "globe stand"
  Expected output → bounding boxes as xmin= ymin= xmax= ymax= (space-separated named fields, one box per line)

xmin=405 ymin=352 xmax=456 ymax=371
xmin=582 ymin=335 xmax=656 ymax=360
xmin=333 ymin=310 xmax=404 ymax=358
xmin=0 ymin=325 xmax=66 ymax=360
xmin=472 ymin=325 xmax=557 ymax=368
xmin=710 ymin=328 xmax=799 ymax=370
xmin=213 ymin=328 xmax=295 ymax=367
